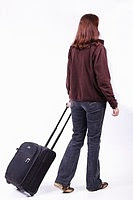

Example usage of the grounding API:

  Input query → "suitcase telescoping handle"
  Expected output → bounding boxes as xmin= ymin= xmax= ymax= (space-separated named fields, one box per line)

xmin=51 ymin=113 xmax=71 ymax=150
xmin=44 ymin=104 xmax=71 ymax=150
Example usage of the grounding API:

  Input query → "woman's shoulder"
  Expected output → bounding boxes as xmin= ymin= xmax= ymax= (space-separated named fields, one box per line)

xmin=91 ymin=40 xmax=107 ymax=59
xmin=92 ymin=39 xmax=106 ymax=53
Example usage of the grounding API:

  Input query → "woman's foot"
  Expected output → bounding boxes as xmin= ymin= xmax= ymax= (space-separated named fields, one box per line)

xmin=100 ymin=182 xmax=108 ymax=190
xmin=88 ymin=182 xmax=108 ymax=191
xmin=54 ymin=182 xmax=74 ymax=193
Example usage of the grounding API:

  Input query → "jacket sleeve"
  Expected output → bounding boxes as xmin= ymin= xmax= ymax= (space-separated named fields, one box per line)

xmin=93 ymin=45 xmax=118 ymax=109
xmin=66 ymin=48 xmax=72 ymax=95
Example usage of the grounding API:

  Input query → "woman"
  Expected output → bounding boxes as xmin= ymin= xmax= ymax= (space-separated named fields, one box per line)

xmin=54 ymin=14 xmax=119 ymax=193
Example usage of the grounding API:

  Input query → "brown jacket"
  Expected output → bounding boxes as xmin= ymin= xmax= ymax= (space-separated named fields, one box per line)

xmin=66 ymin=40 xmax=118 ymax=109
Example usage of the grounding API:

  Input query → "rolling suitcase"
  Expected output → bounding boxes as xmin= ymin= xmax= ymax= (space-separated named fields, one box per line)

xmin=5 ymin=106 xmax=71 ymax=196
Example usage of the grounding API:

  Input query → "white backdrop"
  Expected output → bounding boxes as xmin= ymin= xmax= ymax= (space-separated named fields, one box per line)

xmin=0 ymin=0 xmax=133 ymax=200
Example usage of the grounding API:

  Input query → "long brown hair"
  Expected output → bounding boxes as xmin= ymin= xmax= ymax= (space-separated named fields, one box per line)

xmin=72 ymin=14 xmax=100 ymax=49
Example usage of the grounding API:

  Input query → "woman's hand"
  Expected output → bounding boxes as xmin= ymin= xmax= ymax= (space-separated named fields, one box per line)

xmin=112 ymin=107 xmax=119 ymax=116
xmin=66 ymin=101 xmax=71 ymax=108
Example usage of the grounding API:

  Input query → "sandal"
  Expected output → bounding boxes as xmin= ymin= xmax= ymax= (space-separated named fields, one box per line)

xmin=54 ymin=182 xmax=74 ymax=193
xmin=88 ymin=182 xmax=108 ymax=191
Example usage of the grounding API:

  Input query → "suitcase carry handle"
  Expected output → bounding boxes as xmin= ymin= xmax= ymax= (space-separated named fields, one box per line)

xmin=44 ymin=104 xmax=71 ymax=149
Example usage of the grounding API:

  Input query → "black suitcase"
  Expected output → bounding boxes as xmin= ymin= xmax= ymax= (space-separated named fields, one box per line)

xmin=5 ymin=106 xmax=71 ymax=196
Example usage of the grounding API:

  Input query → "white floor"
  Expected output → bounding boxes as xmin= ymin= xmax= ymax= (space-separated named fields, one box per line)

xmin=1 ymin=147 xmax=133 ymax=200
xmin=1 ymin=106 xmax=133 ymax=200
xmin=1 ymin=180 xmax=133 ymax=200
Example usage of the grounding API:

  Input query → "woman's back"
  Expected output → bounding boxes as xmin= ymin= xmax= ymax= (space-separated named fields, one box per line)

xmin=66 ymin=40 xmax=117 ymax=109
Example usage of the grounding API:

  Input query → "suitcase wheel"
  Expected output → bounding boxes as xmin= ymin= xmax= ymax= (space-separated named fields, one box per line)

xmin=6 ymin=180 xmax=11 ymax=184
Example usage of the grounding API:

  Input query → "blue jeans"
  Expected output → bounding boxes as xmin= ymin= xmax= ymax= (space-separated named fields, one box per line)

xmin=55 ymin=101 xmax=106 ymax=191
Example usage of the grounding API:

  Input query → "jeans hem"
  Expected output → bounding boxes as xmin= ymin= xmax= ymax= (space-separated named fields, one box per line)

xmin=55 ymin=179 xmax=70 ymax=187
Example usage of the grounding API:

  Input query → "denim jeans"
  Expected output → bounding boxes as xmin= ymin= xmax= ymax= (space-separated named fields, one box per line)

xmin=55 ymin=101 xmax=106 ymax=191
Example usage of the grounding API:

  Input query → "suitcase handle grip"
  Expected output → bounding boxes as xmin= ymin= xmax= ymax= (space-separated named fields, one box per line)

xmin=44 ymin=104 xmax=70 ymax=148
